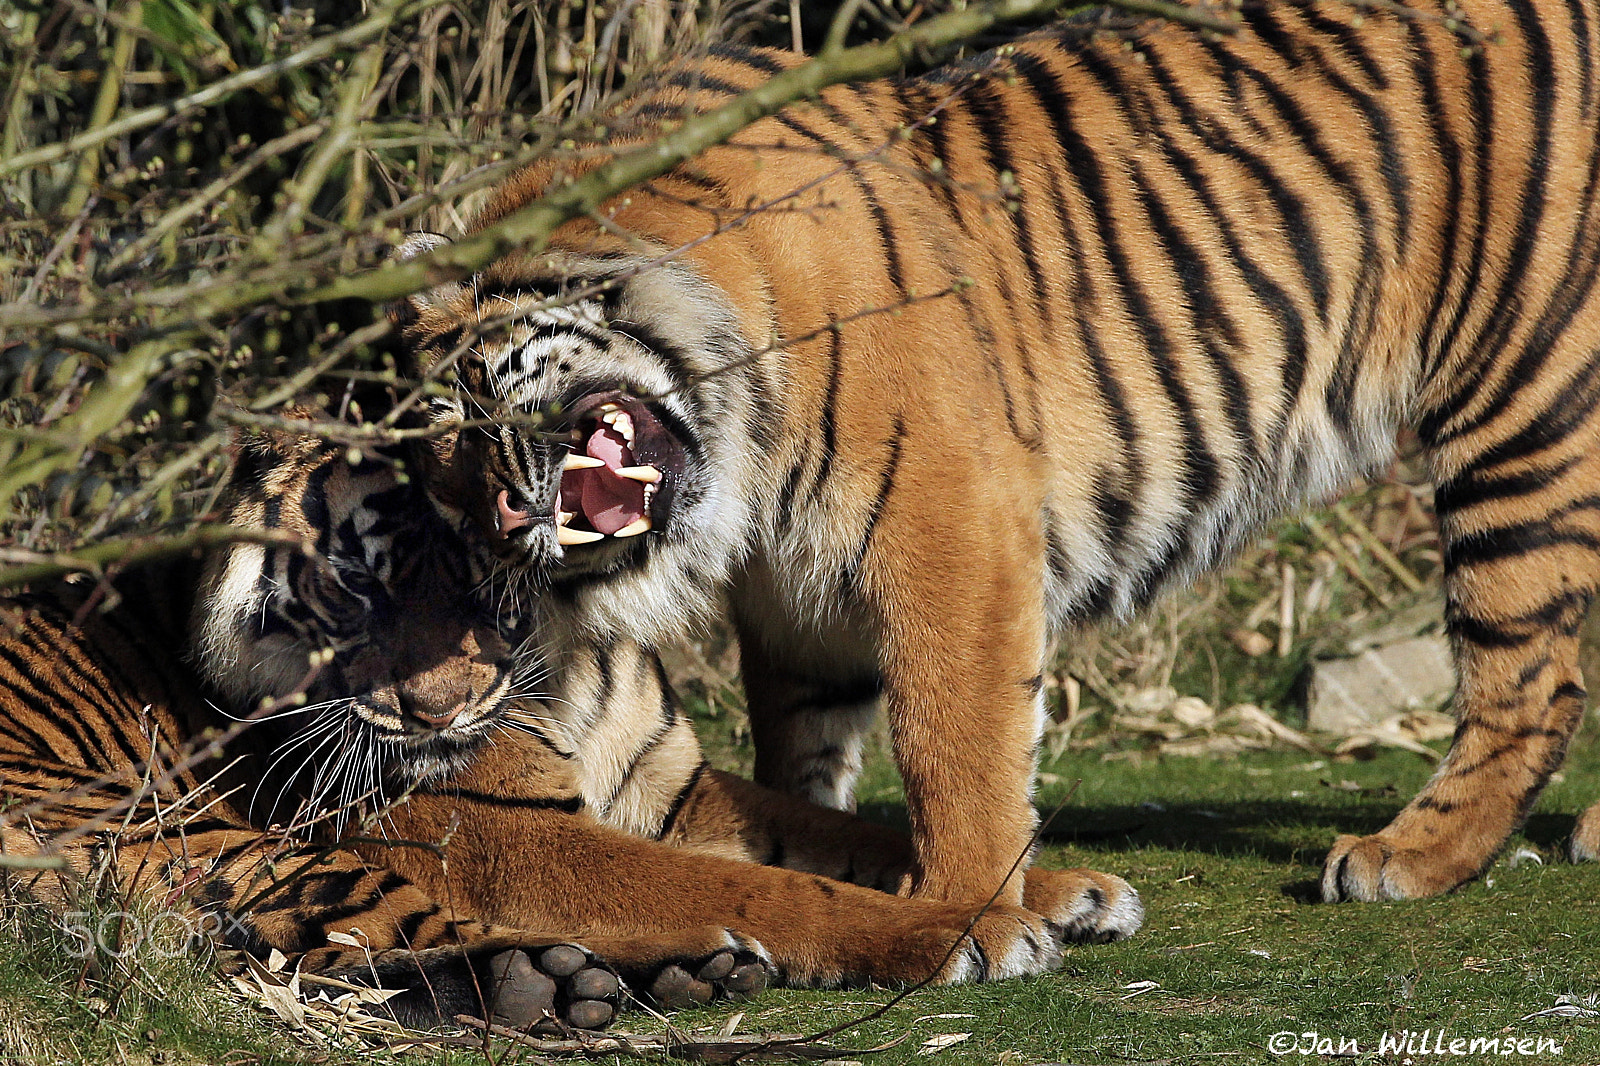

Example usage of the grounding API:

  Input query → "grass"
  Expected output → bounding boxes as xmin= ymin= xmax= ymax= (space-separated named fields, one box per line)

xmin=648 ymin=734 xmax=1600 ymax=1065
xmin=2 ymin=732 xmax=1596 ymax=1065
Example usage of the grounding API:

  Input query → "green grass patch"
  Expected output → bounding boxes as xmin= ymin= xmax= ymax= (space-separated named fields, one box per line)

xmin=4 ymin=732 xmax=1595 ymax=1064
xmin=662 ymin=731 xmax=1600 ymax=1065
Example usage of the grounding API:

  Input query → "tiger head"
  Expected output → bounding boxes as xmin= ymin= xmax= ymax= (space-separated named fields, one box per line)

xmin=189 ymin=425 xmax=539 ymax=815
xmin=393 ymin=230 xmax=775 ymax=641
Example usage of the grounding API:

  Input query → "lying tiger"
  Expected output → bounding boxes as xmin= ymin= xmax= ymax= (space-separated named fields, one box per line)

xmin=0 ymin=423 xmax=1138 ymax=1031
xmin=400 ymin=0 xmax=1600 ymax=910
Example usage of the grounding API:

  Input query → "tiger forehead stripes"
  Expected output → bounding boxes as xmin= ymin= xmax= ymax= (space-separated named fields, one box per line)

xmin=403 ymin=0 xmax=1600 ymax=909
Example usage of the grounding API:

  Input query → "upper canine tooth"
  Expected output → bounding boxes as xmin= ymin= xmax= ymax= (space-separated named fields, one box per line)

xmin=557 ymin=510 xmax=576 ymax=526
xmin=612 ymin=517 xmax=652 ymax=537
xmin=614 ymin=465 xmax=662 ymax=484
xmin=557 ymin=526 xmax=606 ymax=545
xmin=563 ymin=453 xmax=606 ymax=471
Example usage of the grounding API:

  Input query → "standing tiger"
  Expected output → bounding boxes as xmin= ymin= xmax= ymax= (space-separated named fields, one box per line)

xmin=400 ymin=0 xmax=1600 ymax=909
xmin=0 ymin=423 xmax=1138 ymax=1031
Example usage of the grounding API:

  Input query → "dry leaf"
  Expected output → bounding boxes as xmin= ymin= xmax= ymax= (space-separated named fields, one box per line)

xmin=917 ymin=1033 xmax=971 ymax=1054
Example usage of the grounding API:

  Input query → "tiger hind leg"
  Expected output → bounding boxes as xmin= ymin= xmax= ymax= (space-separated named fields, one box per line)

xmin=661 ymin=766 xmax=1142 ymax=945
xmin=1 ymin=780 xmax=623 ymax=1031
xmin=1323 ymin=383 xmax=1600 ymax=901
xmin=1572 ymin=801 xmax=1600 ymax=863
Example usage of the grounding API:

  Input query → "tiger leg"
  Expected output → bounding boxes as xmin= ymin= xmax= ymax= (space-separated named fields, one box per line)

xmin=0 ymin=780 xmax=622 ymax=1031
xmin=855 ymin=482 xmax=1059 ymax=911
xmin=663 ymin=765 xmax=1141 ymax=944
xmin=736 ymin=592 xmax=881 ymax=813
xmin=375 ymin=733 xmax=1082 ymax=990
xmin=1573 ymin=801 xmax=1600 ymax=862
xmin=1323 ymin=404 xmax=1600 ymax=901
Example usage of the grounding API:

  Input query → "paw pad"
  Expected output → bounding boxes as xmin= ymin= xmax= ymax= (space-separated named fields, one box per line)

xmin=486 ymin=945 xmax=618 ymax=1031
xmin=646 ymin=947 xmax=769 ymax=1009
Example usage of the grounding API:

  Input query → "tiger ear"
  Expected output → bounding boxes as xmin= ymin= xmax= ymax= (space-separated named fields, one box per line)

xmin=388 ymin=230 xmax=466 ymax=326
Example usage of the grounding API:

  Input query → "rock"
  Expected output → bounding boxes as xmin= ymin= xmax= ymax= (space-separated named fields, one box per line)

xmin=1307 ymin=635 xmax=1455 ymax=733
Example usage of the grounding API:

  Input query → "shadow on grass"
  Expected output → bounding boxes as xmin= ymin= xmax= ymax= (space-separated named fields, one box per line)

xmin=858 ymin=800 xmax=1585 ymax=878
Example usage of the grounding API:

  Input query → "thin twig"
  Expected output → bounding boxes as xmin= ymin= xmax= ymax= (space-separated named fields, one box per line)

xmin=0 ymin=4 xmax=441 ymax=180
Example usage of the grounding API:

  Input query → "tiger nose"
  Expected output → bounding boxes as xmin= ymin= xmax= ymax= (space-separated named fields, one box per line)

xmin=408 ymin=706 xmax=460 ymax=728
xmin=397 ymin=691 xmax=461 ymax=729
xmin=495 ymin=489 xmax=535 ymax=537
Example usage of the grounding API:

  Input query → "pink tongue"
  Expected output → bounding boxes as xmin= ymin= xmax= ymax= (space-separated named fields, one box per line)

xmin=563 ymin=424 xmax=646 ymax=535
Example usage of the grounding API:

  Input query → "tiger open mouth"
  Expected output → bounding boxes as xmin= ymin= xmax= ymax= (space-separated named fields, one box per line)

xmin=498 ymin=390 xmax=685 ymax=550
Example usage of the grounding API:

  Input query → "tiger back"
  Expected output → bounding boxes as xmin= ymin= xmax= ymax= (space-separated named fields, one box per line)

xmin=399 ymin=0 xmax=1600 ymax=909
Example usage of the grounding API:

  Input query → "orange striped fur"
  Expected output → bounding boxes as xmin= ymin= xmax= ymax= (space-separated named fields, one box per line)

xmin=402 ymin=0 xmax=1600 ymax=906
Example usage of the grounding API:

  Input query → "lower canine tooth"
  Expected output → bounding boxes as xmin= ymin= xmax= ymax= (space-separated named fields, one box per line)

xmin=557 ymin=526 xmax=606 ymax=545
xmin=614 ymin=465 xmax=662 ymax=484
xmin=612 ymin=517 xmax=652 ymax=538
xmin=557 ymin=510 xmax=576 ymax=526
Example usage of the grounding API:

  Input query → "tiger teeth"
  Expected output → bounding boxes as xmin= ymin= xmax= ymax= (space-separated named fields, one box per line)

xmin=557 ymin=510 xmax=576 ymax=526
xmin=600 ymin=409 xmax=636 ymax=442
xmin=614 ymin=465 xmax=662 ymax=484
xmin=563 ymin=453 xmax=606 ymax=471
xmin=612 ymin=517 xmax=652 ymax=537
xmin=557 ymin=526 xmax=606 ymax=545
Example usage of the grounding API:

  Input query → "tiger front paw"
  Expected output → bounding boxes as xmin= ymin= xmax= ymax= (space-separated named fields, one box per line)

xmin=1571 ymin=802 xmax=1600 ymax=863
xmin=336 ymin=940 xmax=620 ymax=1032
xmin=1024 ymin=867 xmax=1143 ymax=945
xmin=484 ymin=944 xmax=620 ymax=1031
xmin=635 ymin=931 xmax=772 ymax=1009
xmin=1321 ymin=833 xmax=1481 ymax=902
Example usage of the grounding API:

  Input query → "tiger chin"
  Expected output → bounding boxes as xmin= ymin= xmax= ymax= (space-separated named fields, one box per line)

xmin=399 ymin=0 xmax=1600 ymax=911
xmin=0 ymin=421 xmax=1139 ymax=1034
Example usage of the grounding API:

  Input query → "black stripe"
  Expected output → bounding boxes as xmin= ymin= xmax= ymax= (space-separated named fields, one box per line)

xmin=1444 ymin=510 xmax=1600 ymax=571
xmin=775 ymin=450 xmax=809 ymax=533
xmin=844 ymin=415 xmax=907 ymax=586
xmin=806 ymin=328 xmax=843 ymax=506
xmin=1563 ymin=0 xmax=1596 ymax=117
xmin=665 ymin=71 xmax=744 ymax=97
xmin=902 ymin=83 xmax=971 ymax=234
xmin=1129 ymin=166 xmax=1259 ymax=473
xmin=394 ymin=903 xmax=440 ymax=948
xmin=964 ymin=84 xmax=1054 ymax=333
xmin=26 ymin=611 xmax=165 ymax=768
xmin=1424 ymin=0 xmax=1562 ymax=447
xmin=1432 ymin=455 xmax=1580 ymax=515
xmin=413 ymin=787 xmax=584 ymax=813
xmin=773 ymin=111 xmax=909 ymax=295
xmin=0 ymin=643 xmax=103 ymax=767
xmin=1043 ymin=64 xmax=1220 ymax=524
xmin=1045 ymin=168 xmax=1146 ymax=554
xmin=655 ymin=761 xmax=707 ymax=840
xmin=708 ymin=42 xmax=786 ymax=77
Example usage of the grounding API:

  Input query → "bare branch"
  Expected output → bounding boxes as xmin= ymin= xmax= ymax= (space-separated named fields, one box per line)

xmin=0 ymin=3 xmax=427 ymax=180
xmin=301 ymin=0 xmax=1234 ymax=307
